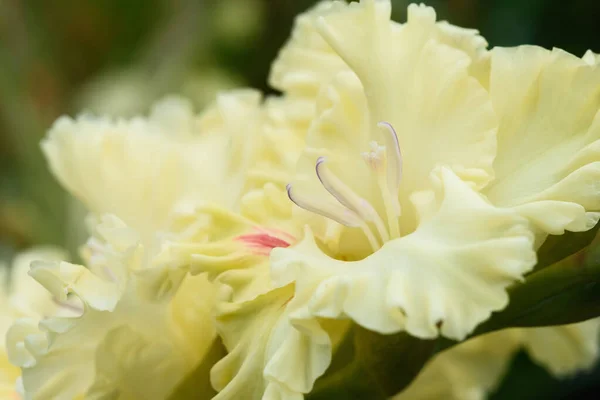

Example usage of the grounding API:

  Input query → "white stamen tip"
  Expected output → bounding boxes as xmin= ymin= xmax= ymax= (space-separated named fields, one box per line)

xmin=377 ymin=121 xmax=403 ymax=189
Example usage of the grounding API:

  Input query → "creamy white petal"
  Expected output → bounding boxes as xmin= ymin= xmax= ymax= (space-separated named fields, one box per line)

xmin=210 ymin=272 xmax=330 ymax=400
xmin=42 ymin=91 xmax=266 ymax=243
xmin=273 ymin=168 xmax=536 ymax=340
xmin=285 ymin=0 xmax=498 ymax=249
xmin=7 ymin=247 xmax=68 ymax=319
xmin=270 ymin=1 xmax=490 ymax=121
xmin=583 ymin=50 xmax=600 ymax=65
xmin=247 ymin=97 xmax=309 ymax=188
xmin=315 ymin=0 xmax=497 ymax=193
xmin=8 ymin=219 xmax=216 ymax=400
xmin=269 ymin=1 xmax=350 ymax=99
xmin=42 ymin=111 xmax=193 ymax=237
xmin=483 ymin=46 xmax=600 ymax=235
xmin=86 ymin=326 xmax=186 ymax=400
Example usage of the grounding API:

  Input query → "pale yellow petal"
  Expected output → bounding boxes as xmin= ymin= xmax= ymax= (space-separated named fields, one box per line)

xmin=9 ymin=220 xmax=215 ymax=399
xmin=43 ymin=91 xmax=268 ymax=242
xmin=86 ymin=326 xmax=187 ymax=400
xmin=269 ymin=1 xmax=350 ymax=99
xmin=286 ymin=0 xmax=498 ymax=246
xmin=583 ymin=50 xmax=600 ymax=65
xmin=273 ymin=168 xmax=535 ymax=340
xmin=42 ymin=110 xmax=193 ymax=237
xmin=210 ymin=275 xmax=330 ymax=400
xmin=169 ymin=273 xmax=218 ymax=363
xmin=247 ymin=97 xmax=309 ymax=188
xmin=519 ymin=319 xmax=600 ymax=377
xmin=483 ymin=46 xmax=600 ymax=235
xmin=8 ymin=247 xmax=67 ymax=319
xmin=315 ymin=0 xmax=497 ymax=193
xmin=270 ymin=1 xmax=490 ymax=119
xmin=166 ymin=184 xmax=300 ymax=289
xmin=29 ymin=260 xmax=120 ymax=311
xmin=395 ymin=331 xmax=519 ymax=400
xmin=195 ymin=89 xmax=267 ymax=206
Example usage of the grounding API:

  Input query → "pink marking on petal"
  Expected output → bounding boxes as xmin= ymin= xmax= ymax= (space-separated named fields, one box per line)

xmin=235 ymin=229 xmax=293 ymax=256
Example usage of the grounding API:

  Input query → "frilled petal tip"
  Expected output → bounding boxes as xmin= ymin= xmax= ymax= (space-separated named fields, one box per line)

xmin=272 ymin=167 xmax=536 ymax=341
xmin=269 ymin=0 xmax=491 ymax=127
xmin=268 ymin=1 xmax=350 ymax=97
xmin=41 ymin=106 xmax=193 ymax=233
xmin=583 ymin=50 xmax=600 ymax=65
xmin=209 ymin=270 xmax=330 ymax=400
xmin=29 ymin=260 xmax=120 ymax=312
xmin=6 ymin=318 xmax=48 ymax=368
xmin=484 ymin=46 xmax=600 ymax=237
xmin=7 ymin=247 xmax=68 ymax=318
xmin=521 ymin=319 xmax=600 ymax=377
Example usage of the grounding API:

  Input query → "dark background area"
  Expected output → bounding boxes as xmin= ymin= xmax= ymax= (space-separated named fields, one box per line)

xmin=1 ymin=1 xmax=599 ymax=398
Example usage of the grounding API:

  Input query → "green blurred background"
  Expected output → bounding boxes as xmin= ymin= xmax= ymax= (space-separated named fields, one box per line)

xmin=0 ymin=0 xmax=599 ymax=398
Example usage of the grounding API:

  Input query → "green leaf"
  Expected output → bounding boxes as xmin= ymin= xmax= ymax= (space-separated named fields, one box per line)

xmin=437 ymin=239 xmax=600 ymax=353
xmin=307 ymin=325 xmax=436 ymax=400
xmin=478 ymin=244 xmax=600 ymax=333
xmin=532 ymin=223 xmax=600 ymax=273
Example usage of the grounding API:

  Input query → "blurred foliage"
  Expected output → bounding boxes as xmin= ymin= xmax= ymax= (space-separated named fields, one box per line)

xmin=0 ymin=0 xmax=599 ymax=398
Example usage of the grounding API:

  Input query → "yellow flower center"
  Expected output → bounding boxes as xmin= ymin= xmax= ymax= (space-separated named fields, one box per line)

xmin=287 ymin=122 xmax=403 ymax=251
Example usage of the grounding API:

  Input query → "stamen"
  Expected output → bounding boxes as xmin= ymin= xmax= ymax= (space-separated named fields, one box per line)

xmin=316 ymin=157 xmax=373 ymax=220
xmin=286 ymin=184 xmax=362 ymax=227
xmin=287 ymin=183 xmax=381 ymax=251
xmin=317 ymin=157 xmax=389 ymax=243
xmin=377 ymin=121 xmax=403 ymax=195
xmin=284 ymin=122 xmax=406 ymax=249
xmin=377 ymin=122 xmax=403 ymax=238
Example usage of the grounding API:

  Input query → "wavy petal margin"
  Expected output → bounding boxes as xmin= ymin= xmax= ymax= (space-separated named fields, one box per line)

xmin=484 ymin=46 xmax=600 ymax=237
xmin=273 ymin=168 xmax=536 ymax=340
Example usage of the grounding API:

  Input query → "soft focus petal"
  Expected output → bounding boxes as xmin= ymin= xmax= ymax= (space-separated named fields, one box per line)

xmin=395 ymin=331 xmax=519 ymax=400
xmin=273 ymin=168 xmax=536 ymax=340
xmin=86 ymin=326 xmax=186 ymax=400
xmin=42 ymin=91 xmax=266 ymax=241
xmin=8 ymin=218 xmax=216 ymax=400
xmin=42 ymin=101 xmax=195 ymax=237
xmin=247 ymin=97 xmax=309 ymax=188
xmin=483 ymin=46 xmax=600 ymax=236
xmin=519 ymin=319 xmax=600 ymax=377
xmin=8 ymin=247 xmax=68 ymax=320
